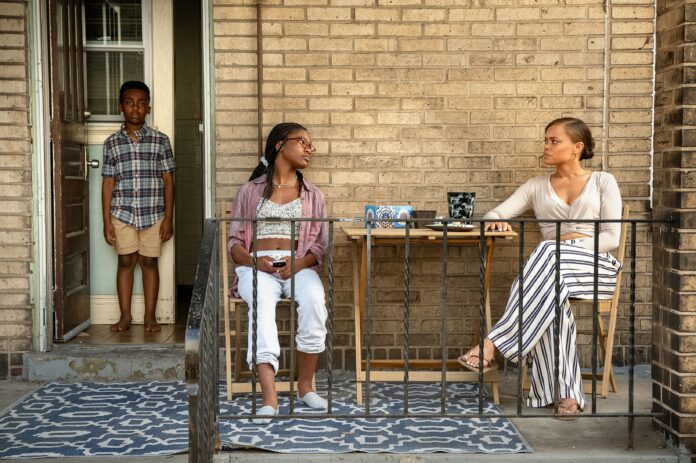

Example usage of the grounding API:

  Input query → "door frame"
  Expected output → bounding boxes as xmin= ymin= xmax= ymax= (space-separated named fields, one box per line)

xmin=202 ymin=0 xmax=215 ymax=219
xmin=30 ymin=0 xmax=53 ymax=352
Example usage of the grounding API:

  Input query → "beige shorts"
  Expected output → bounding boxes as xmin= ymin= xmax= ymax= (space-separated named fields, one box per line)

xmin=112 ymin=216 xmax=163 ymax=257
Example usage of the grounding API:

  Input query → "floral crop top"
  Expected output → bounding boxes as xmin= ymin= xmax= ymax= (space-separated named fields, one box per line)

xmin=255 ymin=198 xmax=302 ymax=240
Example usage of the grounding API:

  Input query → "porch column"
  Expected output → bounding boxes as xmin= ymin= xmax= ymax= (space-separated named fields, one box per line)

xmin=653 ymin=0 xmax=696 ymax=451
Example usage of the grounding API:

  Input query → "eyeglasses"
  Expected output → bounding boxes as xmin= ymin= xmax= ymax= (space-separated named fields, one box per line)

xmin=286 ymin=137 xmax=316 ymax=153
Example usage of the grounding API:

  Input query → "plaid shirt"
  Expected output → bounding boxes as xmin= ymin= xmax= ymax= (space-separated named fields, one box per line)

xmin=102 ymin=124 xmax=176 ymax=230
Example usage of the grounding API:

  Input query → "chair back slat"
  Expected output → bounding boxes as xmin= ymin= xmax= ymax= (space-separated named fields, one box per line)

xmin=606 ymin=205 xmax=630 ymax=312
xmin=220 ymin=200 xmax=234 ymax=290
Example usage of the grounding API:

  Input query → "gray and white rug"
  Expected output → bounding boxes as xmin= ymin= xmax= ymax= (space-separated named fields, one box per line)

xmin=0 ymin=381 xmax=188 ymax=458
xmin=220 ymin=380 xmax=532 ymax=454
xmin=0 ymin=379 xmax=531 ymax=458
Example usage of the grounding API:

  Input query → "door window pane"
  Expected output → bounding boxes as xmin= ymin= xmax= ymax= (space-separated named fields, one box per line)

xmin=83 ymin=0 xmax=146 ymax=120
xmin=84 ymin=0 xmax=142 ymax=45
xmin=85 ymin=51 xmax=144 ymax=116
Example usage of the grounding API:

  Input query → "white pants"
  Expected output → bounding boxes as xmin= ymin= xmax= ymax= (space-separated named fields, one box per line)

xmin=487 ymin=239 xmax=621 ymax=409
xmin=235 ymin=250 xmax=327 ymax=374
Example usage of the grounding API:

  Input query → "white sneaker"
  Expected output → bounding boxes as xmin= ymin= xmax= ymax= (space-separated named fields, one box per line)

xmin=297 ymin=391 xmax=328 ymax=410
xmin=251 ymin=405 xmax=278 ymax=424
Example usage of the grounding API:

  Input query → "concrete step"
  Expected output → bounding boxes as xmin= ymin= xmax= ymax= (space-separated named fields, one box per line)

xmin=23 ymin=344 xmax=190 ymax=381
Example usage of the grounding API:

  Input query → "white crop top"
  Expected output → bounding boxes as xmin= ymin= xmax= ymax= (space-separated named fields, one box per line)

xmin=255 ymin=198 xmax=302 ymax=240
xmin=483 ymin=171 xmax=622 ymax=252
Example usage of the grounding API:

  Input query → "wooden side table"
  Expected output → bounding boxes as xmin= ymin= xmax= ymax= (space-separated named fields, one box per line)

xmin=342 ymin=227 xmax=517 ymax=405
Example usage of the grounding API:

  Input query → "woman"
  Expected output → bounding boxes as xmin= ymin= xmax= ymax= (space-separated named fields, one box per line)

xmin=228 ymin=122 xmax=328 ymax=422
xmin=458 ymin=117 xmax=622 ymax=418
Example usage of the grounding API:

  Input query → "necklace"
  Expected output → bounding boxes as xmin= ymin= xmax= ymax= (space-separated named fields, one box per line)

xmin=273 ymin=179 xmax=297 ymax=189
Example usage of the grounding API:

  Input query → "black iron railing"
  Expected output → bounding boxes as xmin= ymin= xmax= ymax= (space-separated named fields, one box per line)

xmin=186 ymin=220 xmax=220 ymax=463
xmin=186 ymin=216 xmax=671 ymax=463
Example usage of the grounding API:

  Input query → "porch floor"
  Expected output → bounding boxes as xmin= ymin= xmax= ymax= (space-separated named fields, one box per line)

xmin=64 ymin=323 xmax=186 ymax=345
xmin=0 ymin=365 xmax=680 ymax=462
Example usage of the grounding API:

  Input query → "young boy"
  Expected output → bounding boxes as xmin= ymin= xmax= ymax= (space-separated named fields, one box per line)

xmin=102 ymin=80 xmax=176 ymax=332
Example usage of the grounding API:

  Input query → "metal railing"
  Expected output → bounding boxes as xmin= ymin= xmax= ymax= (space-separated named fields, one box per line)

xmin=186 ymin=220 xmax=220 ymax=462
xmin=186 ymin=216 xmax=672 ymax=463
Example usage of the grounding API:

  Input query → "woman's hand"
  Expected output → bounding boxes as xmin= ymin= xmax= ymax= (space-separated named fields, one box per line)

xmin=485 ymin=222 xmax=512 ymax=232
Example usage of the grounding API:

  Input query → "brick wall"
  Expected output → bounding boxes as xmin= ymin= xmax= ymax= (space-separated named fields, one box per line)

xmin=652 ymin=0 xmax=696 ymax=450
xmin=0 ymin=0 xmax=31 ymax=379
xmin=213 ymin=1 xmax=655 ymax=371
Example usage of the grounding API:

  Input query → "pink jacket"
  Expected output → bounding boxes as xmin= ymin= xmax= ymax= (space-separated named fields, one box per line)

xmin=226 ymin=174 xmax=328 ymax=296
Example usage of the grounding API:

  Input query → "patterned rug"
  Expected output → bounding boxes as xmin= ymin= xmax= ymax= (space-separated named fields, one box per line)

xmin=0 ymin=380 xmax=531 ymax=458
xmin=0 ymin=381 xmax=188 ymax=458
xmin=220 ymin=380 xmax=532 ymax=454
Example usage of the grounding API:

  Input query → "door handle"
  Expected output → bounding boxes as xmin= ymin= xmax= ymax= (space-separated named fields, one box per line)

xmin=83 ymin=145 xmax=100 ymax=179
xmin=84 ymin=110 xmax=91 ymax=120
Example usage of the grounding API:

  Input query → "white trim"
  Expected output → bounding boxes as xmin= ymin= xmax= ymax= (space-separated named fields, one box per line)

xmin=149 ymin=0 xmax=176 ymax=322
xmin=30 ymin=0 xmax=51 ymax=353
xmin=151 ymin=0 xmax=172 ymax=138
xmin=84 ymin=43 xmax=144 ymax=50
xmin=202 ymin=0 xmax=214 ymax=218
xmin=601 ymin=0 xmax=611 ymax=172
xmin=142 ymin=0 xmax=153 ymax=113
xmin=86 ymin=122 xmax=121 ymax=145
xmin=90 ymin=295 xmax=175 ymax=324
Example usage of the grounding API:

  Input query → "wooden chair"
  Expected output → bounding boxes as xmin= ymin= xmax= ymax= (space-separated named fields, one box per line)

xmin=220 ymin=203 xmax=301 ymax=401
xmin=522 ymin=205 xmax=629 ymax=398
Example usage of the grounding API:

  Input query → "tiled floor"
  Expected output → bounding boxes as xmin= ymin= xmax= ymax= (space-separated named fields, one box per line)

xmin=65 ymin=286 xmax=191 ymax=345
xmin=66 ymin=323 xmax=185 ymax=345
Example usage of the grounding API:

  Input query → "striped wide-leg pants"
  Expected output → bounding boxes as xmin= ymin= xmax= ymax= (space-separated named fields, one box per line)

xmin=487 ymin=239 xmax=621 ymax=409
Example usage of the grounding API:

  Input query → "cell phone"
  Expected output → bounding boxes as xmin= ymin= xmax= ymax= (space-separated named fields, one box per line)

xmin=272 ymin=260 xmax=287 ymax=268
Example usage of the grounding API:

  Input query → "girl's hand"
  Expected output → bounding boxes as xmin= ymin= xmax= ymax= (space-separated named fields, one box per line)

xmin=276 ymin=256 xmax=304 ymax=280
xmin=485 ymin=222 xmax=512 ymax=232
xmin=251 ymin=256 xmax=276 ymax=274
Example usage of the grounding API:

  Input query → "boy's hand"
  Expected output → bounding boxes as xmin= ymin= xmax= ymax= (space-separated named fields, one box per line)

xmin=104 ymin=222 xmax=116 ymax=246
xmin=160 ymin=218 xmax=174 ymax=242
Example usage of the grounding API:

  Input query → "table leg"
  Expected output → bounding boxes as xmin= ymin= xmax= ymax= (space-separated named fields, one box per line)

xmin=484 ymin=237 xmax=495 ymax=332
xmin=352 ymin=239 xmax=366 ymax=405
xmin=484 ymin=237 xmax=500 ymax=402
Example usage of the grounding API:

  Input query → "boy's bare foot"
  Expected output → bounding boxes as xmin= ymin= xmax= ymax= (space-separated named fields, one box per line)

xmin=110 ymin=316 xmax=132 ymax=331
xmin=144 ymin=317 xmax=161 ymax=332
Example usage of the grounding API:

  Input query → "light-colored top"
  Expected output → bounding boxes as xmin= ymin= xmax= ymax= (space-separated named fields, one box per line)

xmin=483 ymin=171 xmax=622 ymax=252
xmin=255 ymin=198 xmax=302 ymax=240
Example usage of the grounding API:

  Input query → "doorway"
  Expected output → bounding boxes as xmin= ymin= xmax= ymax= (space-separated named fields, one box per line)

xmin=64 ymin=0 xmax=203 ymax=346
xmin=172 ymin=0 xmax=203 ymax=323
